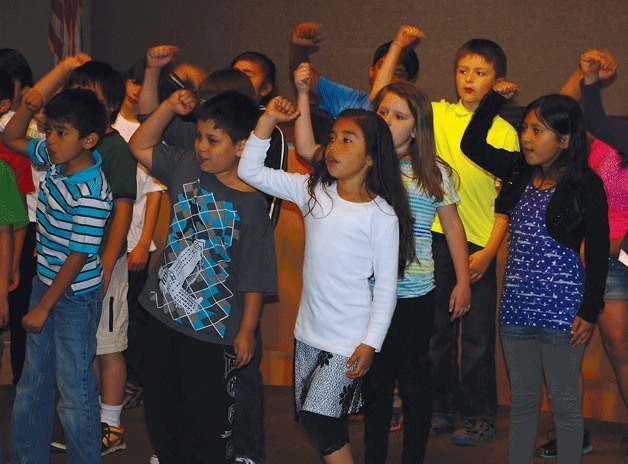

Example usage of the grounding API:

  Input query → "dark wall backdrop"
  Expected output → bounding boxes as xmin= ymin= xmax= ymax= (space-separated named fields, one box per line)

xmin=1 ymin=0 xmax=626 ymax=114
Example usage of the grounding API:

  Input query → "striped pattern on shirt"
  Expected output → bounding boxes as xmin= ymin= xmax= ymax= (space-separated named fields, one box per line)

xmin=28 ymin=138 xmax=113 ymax=294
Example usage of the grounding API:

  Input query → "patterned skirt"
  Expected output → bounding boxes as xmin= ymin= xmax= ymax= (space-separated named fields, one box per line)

xmin=293 ymin=340 xmax=364 ymax=418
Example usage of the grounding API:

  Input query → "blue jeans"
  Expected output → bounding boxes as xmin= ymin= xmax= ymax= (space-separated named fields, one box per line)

xmin=10 ymin=277 xmax=102 ymax=464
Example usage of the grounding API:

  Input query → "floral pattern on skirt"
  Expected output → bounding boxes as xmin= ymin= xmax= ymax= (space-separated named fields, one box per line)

xmin=293 ymin=340 xmax=364 ymax=418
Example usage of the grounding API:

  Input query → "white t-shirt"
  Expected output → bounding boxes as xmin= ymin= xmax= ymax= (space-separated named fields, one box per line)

xmin=113 ymin=114 xmax=165 ymax=252
xmin=239 ymin=134 xmax=399 ymax=357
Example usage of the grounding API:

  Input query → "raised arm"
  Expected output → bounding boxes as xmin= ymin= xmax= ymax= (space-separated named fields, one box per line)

xmin=289 ymin=22 xmax=322 ymax=96
xmin=293 ymin=63 xmax=322 ymax=164
xmin=129 ymin=88 xmax=195 ymax=170
xmin=138 ymin=45 xmax=179 ymax=115
xmin=460 ymin=82 xmax=520 ymax=180
xmin=369 ymin=24 xmax=424 ymax=100
xmin=579 ymin=50 xmax=627 ymax=154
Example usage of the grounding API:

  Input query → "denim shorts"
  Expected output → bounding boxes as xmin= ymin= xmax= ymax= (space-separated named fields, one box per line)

xmin=604 ymin=258 xmax=628 ymax=300
xmin=500 ymin=323 xmax=571 ymax=345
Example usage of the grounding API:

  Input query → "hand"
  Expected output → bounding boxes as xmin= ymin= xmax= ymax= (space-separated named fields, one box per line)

xmin=234 ymin=330 xmax=255 ymax=368
xmin=22 ymin=305 xmax=50 ymax=333
xmin=493 ymin=79 xmax=518 ymax=100
xmin=9 ymin=265 xmax=20 ymax=292
xmin=294 ymin=62 xmax=311 ymax=93
xmin=147 ymin=45 xmax=180 ymax=69
xmin=580 ymin=49 xmax=617 ymax=82
xmin=62 ymin=53 xmax=91 ymax=71
xmin=22 ymin=88 xmax=44 ymax=114
xmin=346 ymin=343 xmax=375 ymax=379
xmin=292 ymin=22 xmax=322 ymax=50
xmin=468 ymin=248 xmax=493 ymax=283
xmin=166 ymin=89 xmax=196 ymax=116
xmin=264 ymin=96 xmax=300 ymax=124
xmin=0 ymin=298 xmax=8 ymax=329
xmin=448 ymin=283 xmax=471 ymax=321
xmin=173 ymin=63 xmax=207 ymax=90
xmin=127 ymin=243 xmax=150 ymax=272
xmin=393 ymin=24 xmax=425 ymax=49
xmin=570 ymin=316 xmax=595 ymax=347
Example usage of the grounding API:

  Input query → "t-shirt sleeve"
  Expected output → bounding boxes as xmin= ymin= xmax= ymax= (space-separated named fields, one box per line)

xmin=69 ymin=191 xmax=112 ymax=254
xmin=317 ymin=76 xmax=371 ymax=119
xmin=27 ymin=138 xmax=50 ymax=167
xmin=0 ymin=160 xmax=29 ymax=229
xmin=100 ymin=137 xmax=137 ymax=200
xmin=436 ymin=166 xmax=460 ymax=208
xmin=237 ymin=196 xmax=278 ymax=295
xmin=150 ymin=143 xmax=191 ymax=189
xmin=163 ymin=116 xmax=197 ymax=149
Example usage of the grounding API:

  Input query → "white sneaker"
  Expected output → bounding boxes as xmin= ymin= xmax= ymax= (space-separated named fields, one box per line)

xmin=234 ymin=458 xmax=258 ymax=464
xmin=149 ymin=454 xmax=160 ymax=464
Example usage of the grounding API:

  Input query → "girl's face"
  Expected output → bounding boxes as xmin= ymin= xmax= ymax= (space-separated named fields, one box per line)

xmin=376 ymin=91 xmax=416 ymax=158
xmin=124 ymin=79 xmax=142 ymax=112
xmin=520 ymin=110 xmax=569 ymax=172
xmin=232 ymin=59 xmax=270 ymax=104
xmin=325 ymin=117 xmax=372 ymax=184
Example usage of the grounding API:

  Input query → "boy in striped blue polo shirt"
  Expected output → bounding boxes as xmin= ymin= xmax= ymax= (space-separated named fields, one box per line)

xmin=3 ymin=56 xmax=113 ymax=463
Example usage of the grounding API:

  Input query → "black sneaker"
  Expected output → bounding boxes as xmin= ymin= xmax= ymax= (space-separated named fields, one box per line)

xmin=535 ymin=428 xmax=592 ymax=458
xmin=452 ymin=418 xmax=496 ymax=446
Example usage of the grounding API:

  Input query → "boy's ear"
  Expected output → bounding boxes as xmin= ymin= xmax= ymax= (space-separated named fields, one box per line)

xmin=259 ymin=82 xmax=272 ymax=98
xmin=558 ymin=134 xmax=570 ymax=149
xmin=82 ymin=132 xmax=100 ymax=150
xmin=0 ymin=98 xmax=11 ymax=114
xmin=234 ymin=139 xmax=247 ymax=158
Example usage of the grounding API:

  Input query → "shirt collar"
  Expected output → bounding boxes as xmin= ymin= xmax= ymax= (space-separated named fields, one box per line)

xmin=50 ymin=150 xmax=104 ymax=184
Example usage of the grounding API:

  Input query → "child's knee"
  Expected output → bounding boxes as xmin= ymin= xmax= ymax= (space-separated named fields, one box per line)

xmin=300 ymin=410 xmax=349 ymax=456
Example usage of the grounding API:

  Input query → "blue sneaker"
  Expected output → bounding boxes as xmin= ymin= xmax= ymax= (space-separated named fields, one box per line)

xmin=535 ymin=429 xmax=592 ymax=458
xmin=452 ymin=419 xmax=496 ymax=446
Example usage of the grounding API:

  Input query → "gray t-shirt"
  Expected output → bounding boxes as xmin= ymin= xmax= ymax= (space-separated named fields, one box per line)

xmin=139 ymin=144 xmax=277 ymax=345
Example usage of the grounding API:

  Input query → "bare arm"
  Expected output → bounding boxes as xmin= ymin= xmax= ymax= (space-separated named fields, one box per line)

xmin=22 ymin=251 xmax=88 ymax=333
xmin=129 ymin=89 xmax=196 ymax=170
xmin=369 ymin=24 xmax=424 ymax=101
xmin=233 ymin=291 xmax=263 ymax=368
xmin=437 ymin=203 xmax=472 ymax=321
xmin=293 ymin=63 xmax=321 ymax=164
xmin=101 ymin=199 xmax=133 ymax=294
xmin=128 ymin=189 xmax=162 ymax=272
xmin=289 ymin=22 xmax=322 ymax=96
xmin=138 ymin=45 xmax=179 ymax=115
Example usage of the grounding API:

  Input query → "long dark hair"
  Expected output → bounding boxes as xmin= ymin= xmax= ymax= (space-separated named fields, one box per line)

xmin=523 ymin=94 xmax=590 ymax=230
xmin=373 ymin=82 xmax=456 ymax=202
xmin=306 ymin=109 xmax=416 ymax=275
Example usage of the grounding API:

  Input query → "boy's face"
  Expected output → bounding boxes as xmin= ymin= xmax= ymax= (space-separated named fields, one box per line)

xmin=232 ymin=59 xmax=270 ymax=104
xmin=44 ymin=118 xmax=97 ymax=174
xmin=69 ymin=82 xmax=113 ymax=125
xmin=455 ymin=53 xmax=497 ymax=112
xmin=194 ymin=119 xmax=244 ymax=176
xmin=369 ymin=56 xmax=409 ymax=85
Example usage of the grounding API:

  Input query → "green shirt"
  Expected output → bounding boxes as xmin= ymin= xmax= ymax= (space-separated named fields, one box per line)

xmin=0 ymin=159 xmax=29 ymax=230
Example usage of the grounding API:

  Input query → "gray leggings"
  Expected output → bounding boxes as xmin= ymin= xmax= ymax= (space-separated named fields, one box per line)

xmin=501 ymin=326 xmax=585 ymax=464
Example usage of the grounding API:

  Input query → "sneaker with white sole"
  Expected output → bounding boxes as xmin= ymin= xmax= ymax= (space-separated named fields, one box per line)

xmin=101 ymin=422 xmax=127 ymax=455
xmin=149 ymin=454 xmax=160 ymax=464
xmin=234 ymin=458 xmax=259 ymax=464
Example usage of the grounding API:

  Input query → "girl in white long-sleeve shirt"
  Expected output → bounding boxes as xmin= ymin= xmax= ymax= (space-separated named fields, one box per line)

xmin=239 ymin=96 xmax=414 ymax=464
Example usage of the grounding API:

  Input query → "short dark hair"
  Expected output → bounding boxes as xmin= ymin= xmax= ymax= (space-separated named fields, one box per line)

xmin=198 ymin=68 xmax=256 ymax=103
xmin=372 ymin=41 xmax=420 ymax=81
xmin=67 ymin=61 xmax=126 ymax=117
xmin=195 ymin=91 xmax=259 ymax=143
xmin=0 ymin=49 xmax=33 ymax=88
xmin=45 ymin=88 xmax=108 ymax=139
xmin=124 ymin=58 xmax=147 ymax=84
xmin=230 ymin=51 xmax=277 ymax=105
xmin=0 ymin=69 xmax=14 ymax=102
xmin=454 ymin=39 xmax=507 ymax=79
